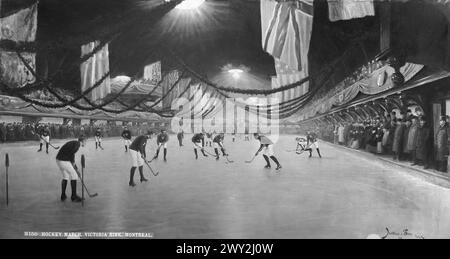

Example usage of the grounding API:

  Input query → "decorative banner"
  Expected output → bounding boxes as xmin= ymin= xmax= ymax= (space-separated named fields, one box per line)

xmin=143 ymin=61 xmax=162 ymax=85
xmin=0 ymin=3 xmax=38 ymax=42
xmin=266 ymin=0 xmax=313 ymax=104
xmin=161 ymin=70 xmax=180 ymax=109
xmin=327 ymin=0 xmax=375 ymax=22
xmin=299 ymin=63 xmax=424 ymax=119
xmin=0 ymin=3 xmax=38 ymax=88
xmin=261 ymin=0 xmax=313 ymax=72
xmin=0 ymin=51 xmax=36 ymax=87
xmin=80 ymin=41 xmax=111 ymax=102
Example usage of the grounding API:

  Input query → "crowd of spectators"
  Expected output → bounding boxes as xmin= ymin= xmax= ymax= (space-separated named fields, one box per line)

xmin=0 ymin=122 xmax=154 ymax=143
xmin=315 ymin=111 xmax=450 ymax=173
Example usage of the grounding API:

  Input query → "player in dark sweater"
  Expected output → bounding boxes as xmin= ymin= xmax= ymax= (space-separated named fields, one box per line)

xmin=192 ymin=133 xmax=208 ymax=159
xmin=56 ymin=136 xmax=86 ymax=202
xmin=154 ymin=129 xmax=169 ymax=162
xmin=95 ymin=127 xmax=103 ymax=150
xmin=121 ymin=126 xmax=132 ymax=152
xmin=128 ymin=131 xmax=153 ymax=187
xmin=38 ymin=126 xmax=51 ymax=154
xmin=213 ymin=133 xmax=228 ymax=160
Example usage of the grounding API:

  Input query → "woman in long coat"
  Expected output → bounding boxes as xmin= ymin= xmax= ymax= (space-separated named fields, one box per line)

xmin=406 ymin=117 xmax=419 ymax=160
xmin=392 ymin=119 xmax=405 ymax=160
xmin=435 ymin=117 xmax=449 ymax=172
xmin=402 ymin=120 xmax=412 ymax=161
xmin=414 ymin=118 xmax=431 ymax=167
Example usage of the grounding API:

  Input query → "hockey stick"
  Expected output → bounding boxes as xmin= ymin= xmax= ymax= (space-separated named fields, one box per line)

xmin=5 ymin=154 xmax=9 ymax=206
xmin=148 ymin=144 xmax=163 ymax=163
xmin=143 ymin=157 xmax=159 ymax=176
xmin=245 ymin=155 xmax=257 ymax=164
xmin=31 ymin=130 xmax=60 ymax=150
xmin=74 ymin=158 xmax=98 ymax=198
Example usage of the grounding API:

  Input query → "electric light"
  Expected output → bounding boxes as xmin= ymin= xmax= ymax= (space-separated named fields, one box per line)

xmin=176 ymin=0 xmax=205 ymax=10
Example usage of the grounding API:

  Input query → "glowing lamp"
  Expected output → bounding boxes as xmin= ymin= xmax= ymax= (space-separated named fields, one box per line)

xmin=176 ymin=0 xmax=205 ymax=10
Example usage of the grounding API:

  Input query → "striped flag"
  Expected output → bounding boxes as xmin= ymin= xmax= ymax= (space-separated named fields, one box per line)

xmin=327 ymin=0 xmax=375 ymax=22
xmin=261 ymin=0 xmax=313 ymax=72
xmin=272 ymin=60 xmax=309 ymax=104
xmin=80 ymin=41 xmax=111 ymax=101
xmin=0 ymin=3 xmax=38 ymax=88
xmin=162 ymin=70 xmax=180 ymax=109
xmin=265 ymin=0 xmax=313 ymax=104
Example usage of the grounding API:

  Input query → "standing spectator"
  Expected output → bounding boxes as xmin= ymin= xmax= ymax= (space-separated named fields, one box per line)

xmin=435 ymin=116 xmax=448 ymax=172
xmin=392 ymin=119 xmax=405 ymax=161
xmin=407 ymin=116 xmax=419 ymax=163
xmin=414 ymin=117 xmax=431 ymax=169
xmin=402 ymin=119 xmax=412 ymax=161
xmin=0 ymin=122 xmax=5 ymax=142
xmin=338 ymin=124 xmax=345 ymax=145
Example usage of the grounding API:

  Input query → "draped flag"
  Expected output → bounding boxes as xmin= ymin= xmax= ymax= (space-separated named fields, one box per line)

xmin=161 ymin=70 xmax=180 ymax=109
xmin=143 ymin=61 xmax=162 ymax=85
xmin=0 ymin=3 xmax=38 ymax=87
xmin=272 ymin=59 xmax=309 ymax=104
xmin=261 ymin=0 xmax=313 ymax=72
xmin=80 ymin=41 xmax=111 ymax=101
xmin=327 ymin=0 xmax=375 ymax=22
xmin=264 ymin=0 xmax=313 ymax=104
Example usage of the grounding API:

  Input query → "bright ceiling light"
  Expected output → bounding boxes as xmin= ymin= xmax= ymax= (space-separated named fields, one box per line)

xmin=228 ymin=69 xmax=244 ymax=74
xmin=176 ymin=0 xmax=205 ymax=10
xmin=228 ymin=69 xmax=244 ymax=80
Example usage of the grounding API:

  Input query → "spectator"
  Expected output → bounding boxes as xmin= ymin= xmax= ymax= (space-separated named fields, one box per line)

xmin=392 ymin=118 xmax=405 ymax=161
xmin=402 ymin=119 xmax=412 ymax=161
xmin=414 ymin=117 xmax=432 ymax=169
xmin=435 ymin=116 xmax=449 ymax=172
xmin=406 ymin=116 xmax=419 ymax=163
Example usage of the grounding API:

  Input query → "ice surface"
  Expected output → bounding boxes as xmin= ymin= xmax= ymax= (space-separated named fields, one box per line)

xmin=0 ymin=135 xmax=449 ymax=238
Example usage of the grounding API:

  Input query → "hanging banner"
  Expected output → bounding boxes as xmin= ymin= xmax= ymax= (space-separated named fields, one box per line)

xmin=0 ymin=3 xmax=38 ymax=88
xmin=80 ymin=41 xmax=111 ymax=101
xmin=327 ymin=0 xmax=375 ymax=22
xmin=143 ymin=61 xmax=162 ymax=85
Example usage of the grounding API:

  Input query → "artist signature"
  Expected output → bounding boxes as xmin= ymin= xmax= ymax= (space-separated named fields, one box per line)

xmin=379 ymin=228 xmax=425 ymax=239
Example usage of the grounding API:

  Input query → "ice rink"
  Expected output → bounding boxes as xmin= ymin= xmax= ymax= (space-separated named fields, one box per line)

xmin=0 ymin=135 xmax=449 ymax=239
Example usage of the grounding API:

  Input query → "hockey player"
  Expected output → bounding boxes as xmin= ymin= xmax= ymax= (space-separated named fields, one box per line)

xmin=205 ymin=132 xmax=213 ymax=147
xmin=154 ymin=129 xmax=169 ymax=162
xmin=121 ymin=126 xmax=132 ymax=152
xmin=56 ymin=136 xmax=86 ymax=202
xmin=94 ymin=127 xmax=104 ymax=150
xmin=306 ymin=131 xmax=322 ymax=158
xmin=192 ymin=133 xmax=208 ymax=159
xmin=177 ymin=130 xmax=184 ymax=147
xmin=253 ymin=133 xmax=282 ymax=170
xmin=295 ymin=137 xmax=312 ymax=154
xmin=38 ymin=125 xmax=51 ymax=154
xmin=213 ymin=133 xmax=228 ymax=160
xmin=128 ymin=131 xmax=153 ymax=187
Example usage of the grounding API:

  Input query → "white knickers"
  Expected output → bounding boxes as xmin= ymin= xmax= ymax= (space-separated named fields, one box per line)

xmin=56 ymin=160 xmax=78 ymax=181
xmin=158 ymin=143 xmax=168 ymax=149
xmin=41 ymin=136 xmax=50 ymax=144
xmin=130 ymin=149 xmax=144 ymax=167
xmin=193 ymin=142 xmax=203 ymax=149
xmin=123 ymin=139 xmax=131 ymax=146
xmin=213 ymin=142 xmax=222 ymax=149
xmin=310 ymin=141 xmax=319 ymax=149
xmin=95 ymin=136 xmax=102 ymax=143
xmin=263 ymin=145 xmax=274 ymax=156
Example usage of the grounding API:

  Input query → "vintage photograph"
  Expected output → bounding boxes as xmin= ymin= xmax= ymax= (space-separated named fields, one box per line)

xmin=0 ymin=0 xmax=449 ymax=241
